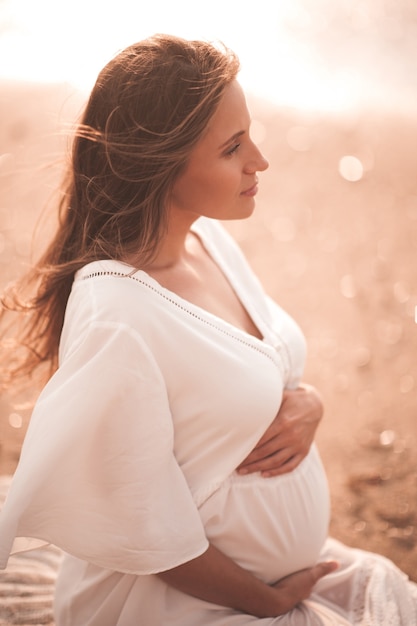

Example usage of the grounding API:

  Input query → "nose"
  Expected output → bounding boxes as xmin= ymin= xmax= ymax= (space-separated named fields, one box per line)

xmin=244 ymin=142 xmax=269 ymax=174
xmin=257 ymin=151 xmax=269 ymax=172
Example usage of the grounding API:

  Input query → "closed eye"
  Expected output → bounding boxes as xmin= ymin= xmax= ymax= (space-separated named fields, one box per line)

xmin=225 ymin=142 xmax=241 ymax=156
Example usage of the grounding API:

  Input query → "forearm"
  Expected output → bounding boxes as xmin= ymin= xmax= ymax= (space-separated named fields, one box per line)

xmin=157 ymin=543 xmax=281 ymax=618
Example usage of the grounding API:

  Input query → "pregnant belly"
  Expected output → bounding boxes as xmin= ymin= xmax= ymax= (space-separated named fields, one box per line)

xmin=198 ymin=445 xmax=330 ymax=584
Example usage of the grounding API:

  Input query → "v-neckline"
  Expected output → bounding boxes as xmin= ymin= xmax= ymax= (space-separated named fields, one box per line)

xmin=77 ymin=224 xmax=272 ymax=348
xmin=188 ymin=220 xmax=267 ymax=341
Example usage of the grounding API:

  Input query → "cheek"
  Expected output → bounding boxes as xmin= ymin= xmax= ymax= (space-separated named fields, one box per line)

xmin=175 ymin=172 xmax=218 ymax=202
xmin=206 ymin=165 xmax=240 ymax=195
xmin=172 ymin=163 xmax=241 ymax=211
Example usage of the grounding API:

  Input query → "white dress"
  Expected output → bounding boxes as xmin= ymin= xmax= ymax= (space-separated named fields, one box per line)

xmin=0 ymin=218 xmax=416 ymax=625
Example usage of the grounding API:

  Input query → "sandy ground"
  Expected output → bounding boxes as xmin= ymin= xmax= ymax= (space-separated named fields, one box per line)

xmin=0 ymin=81 xmax=416 ymax=581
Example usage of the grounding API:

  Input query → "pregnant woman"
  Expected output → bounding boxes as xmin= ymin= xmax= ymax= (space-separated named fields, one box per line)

xmin=0 ymin=34 xmax=416 ymax=625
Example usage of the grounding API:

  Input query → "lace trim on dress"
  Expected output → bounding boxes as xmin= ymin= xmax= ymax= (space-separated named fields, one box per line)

xmin=81 ymin=270 xmax=281 ymax=368
xmin=344 ymin=554 xmax=417 ymax=625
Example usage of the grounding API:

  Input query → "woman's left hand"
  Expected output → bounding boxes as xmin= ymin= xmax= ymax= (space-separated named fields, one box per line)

xmin=236 ymin=383 xmax=323 ymax=477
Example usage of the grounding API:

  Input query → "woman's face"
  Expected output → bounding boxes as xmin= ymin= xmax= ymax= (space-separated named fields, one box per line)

xmin=170 ymin=80 xmax=269 ymax=223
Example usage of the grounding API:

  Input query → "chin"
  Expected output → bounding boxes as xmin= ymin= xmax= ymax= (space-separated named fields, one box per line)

xmin=218 ymin=211 xmax=252 ymax=221
xmin=223 ymin=199 xmax=256 ymax=221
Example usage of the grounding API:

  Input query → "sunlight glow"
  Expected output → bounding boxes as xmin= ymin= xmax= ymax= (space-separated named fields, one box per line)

xmin=1 ymin=0 xmax=416 ymax=113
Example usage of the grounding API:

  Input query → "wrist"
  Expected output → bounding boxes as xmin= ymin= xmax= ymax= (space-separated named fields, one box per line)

xmin=263 ymin=587 xmax=293 ymax=618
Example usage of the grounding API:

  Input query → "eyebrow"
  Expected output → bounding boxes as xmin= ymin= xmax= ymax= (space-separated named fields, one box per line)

xmin=219 ymin=130 xmax=245 ymax=150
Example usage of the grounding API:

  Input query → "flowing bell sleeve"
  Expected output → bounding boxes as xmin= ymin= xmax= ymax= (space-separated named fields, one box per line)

xmin=0 ymin=322 xmax=209 ymax=574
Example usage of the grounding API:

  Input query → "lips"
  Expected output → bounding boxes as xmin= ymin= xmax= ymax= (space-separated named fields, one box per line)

xmin=241 ymin=179 xmax=259 ymax=196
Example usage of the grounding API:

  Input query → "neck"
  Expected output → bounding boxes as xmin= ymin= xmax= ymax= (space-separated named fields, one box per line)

xmin=144 ymin=211 xmax=198 ymax=271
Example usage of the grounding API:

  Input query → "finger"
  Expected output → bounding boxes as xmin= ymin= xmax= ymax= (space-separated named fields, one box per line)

xmin=238 ymin=434 xmax=310 ymax=474
xmin=236 ymin=432 xmax=285 ymax=468
xmin=251 ymin=423 xmax=285 ymax=448
xmin=238 ymin=439 xmax=286 ymax=468
xmin=310 ymin=560 xmax=340 ymax=583
xmin=239 ymin=428 xmax=303 ymax=465
xmin=283 ymin=561 xmax=339 ymax=592
xmin=273 ymin=561 xmax=339 ymax=610
xmin=238 ymin=449 xmax=301 ymax=476
xmin=254 ymin=426 xmax=301 ymax=450
xmin=260 ymin=454 xmax=304 ymax=477
xmin=238 ymin=447 xmax=291 ymax=472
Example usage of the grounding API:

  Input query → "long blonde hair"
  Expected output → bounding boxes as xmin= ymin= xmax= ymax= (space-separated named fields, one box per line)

xmin=0 ymin=34 xmax=240 ymax=390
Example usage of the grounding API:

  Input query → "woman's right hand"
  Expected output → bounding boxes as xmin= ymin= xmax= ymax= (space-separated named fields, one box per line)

xmin=272 ymin=560 xmax=339 ymax=612
xmin=158 ymin=543 xmax=339 ymax=618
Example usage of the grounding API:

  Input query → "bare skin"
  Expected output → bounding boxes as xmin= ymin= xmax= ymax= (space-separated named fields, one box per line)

xmin=147 ymin=222 xmax=331 ymax=618
xmin=238 ymin=383 xmax=323 ymax=477
xmin=143 ymin=81 xmax=334 ymax=617
xmin=158 ymin=544 xmax=338 ymax=618
xmin=145 ymin=231 xmax=323 ymax=478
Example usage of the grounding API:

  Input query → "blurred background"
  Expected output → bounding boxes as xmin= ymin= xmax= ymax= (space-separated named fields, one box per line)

xmin=1 ymin=0 xmax=417 ymax=112
xmin=1 ymin=0 xmax=417 ymax=578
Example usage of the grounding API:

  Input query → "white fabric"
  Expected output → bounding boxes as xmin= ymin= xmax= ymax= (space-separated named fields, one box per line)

xmin=0 ymin=217 xmax=416 ymax=625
